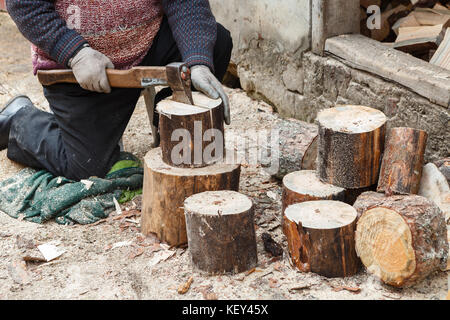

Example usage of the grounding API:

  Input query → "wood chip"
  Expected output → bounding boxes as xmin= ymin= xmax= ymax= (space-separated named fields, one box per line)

xmin=268 ymin=278 xmax=280 ymax=288
xmin=331 ymin=285 xmax=361 ymax=293
xmin=289 ymin=284 xmax=313 ymax=292
xmin=178 ymin=276 xmax=194 ymax=294
xmin=128 ymin=247 xmax=145 ymax=259
xmin=8 ymin=259 xmax=30 ymax=285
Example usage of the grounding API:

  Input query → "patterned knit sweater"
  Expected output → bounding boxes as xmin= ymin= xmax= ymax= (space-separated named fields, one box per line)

xmin=6 ymin=0 xmax=217 ymax=74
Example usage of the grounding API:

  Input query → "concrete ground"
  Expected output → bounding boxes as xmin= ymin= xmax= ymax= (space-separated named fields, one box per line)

xmin=0 ymin=12 xmax=448 ymax=300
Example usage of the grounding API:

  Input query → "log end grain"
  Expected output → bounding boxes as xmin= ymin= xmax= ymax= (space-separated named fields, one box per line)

xmin=317 ymin=105 xmax=387 ymax=134
xmin=282 ymin=170 xmax=346 ymax=212
xmin=354 ymin=191 xmax=449 ymax=287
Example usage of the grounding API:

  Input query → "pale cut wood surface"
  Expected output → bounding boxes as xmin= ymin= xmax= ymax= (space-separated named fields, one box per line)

xmin=317 ymin=105 xmax=386 ymax=133
xmin=325 ymin=34 xmax=450 ymax=108
xmin=284 ymin=200 xmax=357 ymax=229
xmin=184 ymin=190 xmax=252 ymax=216
xmin=431 ymin=28 xmax=450 ymax=70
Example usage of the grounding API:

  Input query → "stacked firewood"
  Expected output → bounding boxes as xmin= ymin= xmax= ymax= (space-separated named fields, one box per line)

xmin=282 ymin=105 xmax=449 ymax=287
xmin=361 ymin=0 xmax=450 ymax=70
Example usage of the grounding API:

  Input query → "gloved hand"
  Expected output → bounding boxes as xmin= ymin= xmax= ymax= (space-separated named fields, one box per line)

xmin=191 ymin=65 xmax=230 ymax=125
xmin=69 ymin=46 xmax=114 ymax=93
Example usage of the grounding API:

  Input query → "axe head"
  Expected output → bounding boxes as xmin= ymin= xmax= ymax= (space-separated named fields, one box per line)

xmin=165 ymin=62 xmax=194 ymax=105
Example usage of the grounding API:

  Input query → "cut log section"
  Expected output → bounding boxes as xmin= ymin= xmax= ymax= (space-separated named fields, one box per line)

xmin=316 ymin=105 xmax=387 ymax=189
xmin=283 ymin=200 xmax=360 ymax=278
xmin=141 ymin=148 xmax=240 ymax=246
xmin=157 ymin=92 xmax=224 ymax=168
xmin=354 ymin=191 xmax=448 ymax=287
xmin=269 ymin=119 xmax=318 ymax=179
xmin=282 ymin=170 xmax=346 ymax=212
xmin=377 ymin=127 xmax=428 ymax=196
xmin=184 ymin=191 xmax=257 ymax=274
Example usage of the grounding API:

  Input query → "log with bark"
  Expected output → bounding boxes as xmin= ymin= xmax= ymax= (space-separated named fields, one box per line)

xmin=141 ymin=148 xmax=240 ymax=246
xmin=283 ymin=200 xmax=361 ymax=277
xmin=354 ymin=191 xmax=448 ymax=287
xmin=184 ymin=190 xmax=257 ymax=274
xmin=260 ymin=118 xmax=318 ymax=179
xmin=377 ymin=127 xmax=428 ymax=196
xmin=157 ymin=92 xmax=224 ymax=168
xmin=316 ymin=105 xmax=387 ymax=189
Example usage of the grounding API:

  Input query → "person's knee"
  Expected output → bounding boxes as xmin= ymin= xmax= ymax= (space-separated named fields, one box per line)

xmin=65 ymin=156 xmax=112 ymax=181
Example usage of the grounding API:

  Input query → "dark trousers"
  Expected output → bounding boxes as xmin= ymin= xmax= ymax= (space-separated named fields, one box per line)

xmin=7 ymin=18 xmax=232 ymax=180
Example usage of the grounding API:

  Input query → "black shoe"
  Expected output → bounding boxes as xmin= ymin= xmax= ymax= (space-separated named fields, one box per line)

xmin=0 ymin=95 xmax=33 ymax=150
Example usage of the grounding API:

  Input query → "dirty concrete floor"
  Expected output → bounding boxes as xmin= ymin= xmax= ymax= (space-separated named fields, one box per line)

xmin=0 ymin=12 xmax=448 ymax=300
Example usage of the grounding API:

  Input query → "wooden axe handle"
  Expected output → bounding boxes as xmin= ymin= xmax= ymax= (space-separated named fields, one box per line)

xmin=37 ymin=67 xmax=168 ymax=88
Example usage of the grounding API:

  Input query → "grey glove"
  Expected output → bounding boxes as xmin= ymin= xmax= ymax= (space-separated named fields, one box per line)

xmin=191 ymin=65 xmax=230 ymax=125
xmin=68 ymin=46 xmax=114 ymax=93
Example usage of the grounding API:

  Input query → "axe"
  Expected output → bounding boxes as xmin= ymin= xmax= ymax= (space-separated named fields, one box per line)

xmin=37 ymin=62 xmax=194 ymax=148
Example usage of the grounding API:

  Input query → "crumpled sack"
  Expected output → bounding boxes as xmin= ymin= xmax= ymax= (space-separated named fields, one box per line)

xmin=0 ymin=153 xmax=143 ymax=225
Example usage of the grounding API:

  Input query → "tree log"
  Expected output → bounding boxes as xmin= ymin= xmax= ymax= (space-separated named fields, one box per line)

xmin=377 ymin=127 xmax=428 ymax=196
xmin=282 ymin=170 xmax=346 ymax=213
xmin=269 ymin=119 xmax=318 ymax=179
xmin=354 ymin=191 xmax=448 ymax=287
xmin=283 ymin=200 xmax=360 ymax=277
xmin=141 ymin=148 xmax=240 ymax=246
xmin=184 ymin=191 xmax=257 ymax=274
xmin=157 ymin=92 xmax=224 ymax=168
xmin=316 ymin=105 xmax=387 ymax=189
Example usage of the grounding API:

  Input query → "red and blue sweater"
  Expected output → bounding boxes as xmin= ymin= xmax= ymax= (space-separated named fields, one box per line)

xmin=6 ymin=0 xmax=217 ymax=74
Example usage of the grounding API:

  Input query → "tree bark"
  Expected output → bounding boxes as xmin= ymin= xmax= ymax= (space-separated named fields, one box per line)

xmin=316 ymin=105 xmax=387 ymax=188
xmin=283 ymin=200 xmax=361 ymax=277
xmin=141 ymin=148 xmax=240 ymax=246
xmin=184 ymin=191 xmax=257 ymax=274
xmin=377 ymin=127 xmax=428 ymax=196
xmin=157 ymin=92 xmax=224 ymax=168
xmin=354 ymin=191 xmax=448 ymax=287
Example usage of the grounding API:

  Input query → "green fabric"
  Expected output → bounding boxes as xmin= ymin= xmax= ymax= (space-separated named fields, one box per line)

xmin=0 ymin=152 xmax=143 ymax=225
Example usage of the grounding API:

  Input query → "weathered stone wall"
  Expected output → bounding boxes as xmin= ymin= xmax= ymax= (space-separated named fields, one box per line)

xmin=210 ymin=0 xmax=311 ymax=113
xmin=210 ymin=1 xmax=448 ymax=161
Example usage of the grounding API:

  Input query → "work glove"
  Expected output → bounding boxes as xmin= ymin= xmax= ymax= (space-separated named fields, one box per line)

xmin=191 ymin=65 xmax=231 ymax=125
xmin=69 ymin=46 xmax=114 ymax=93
